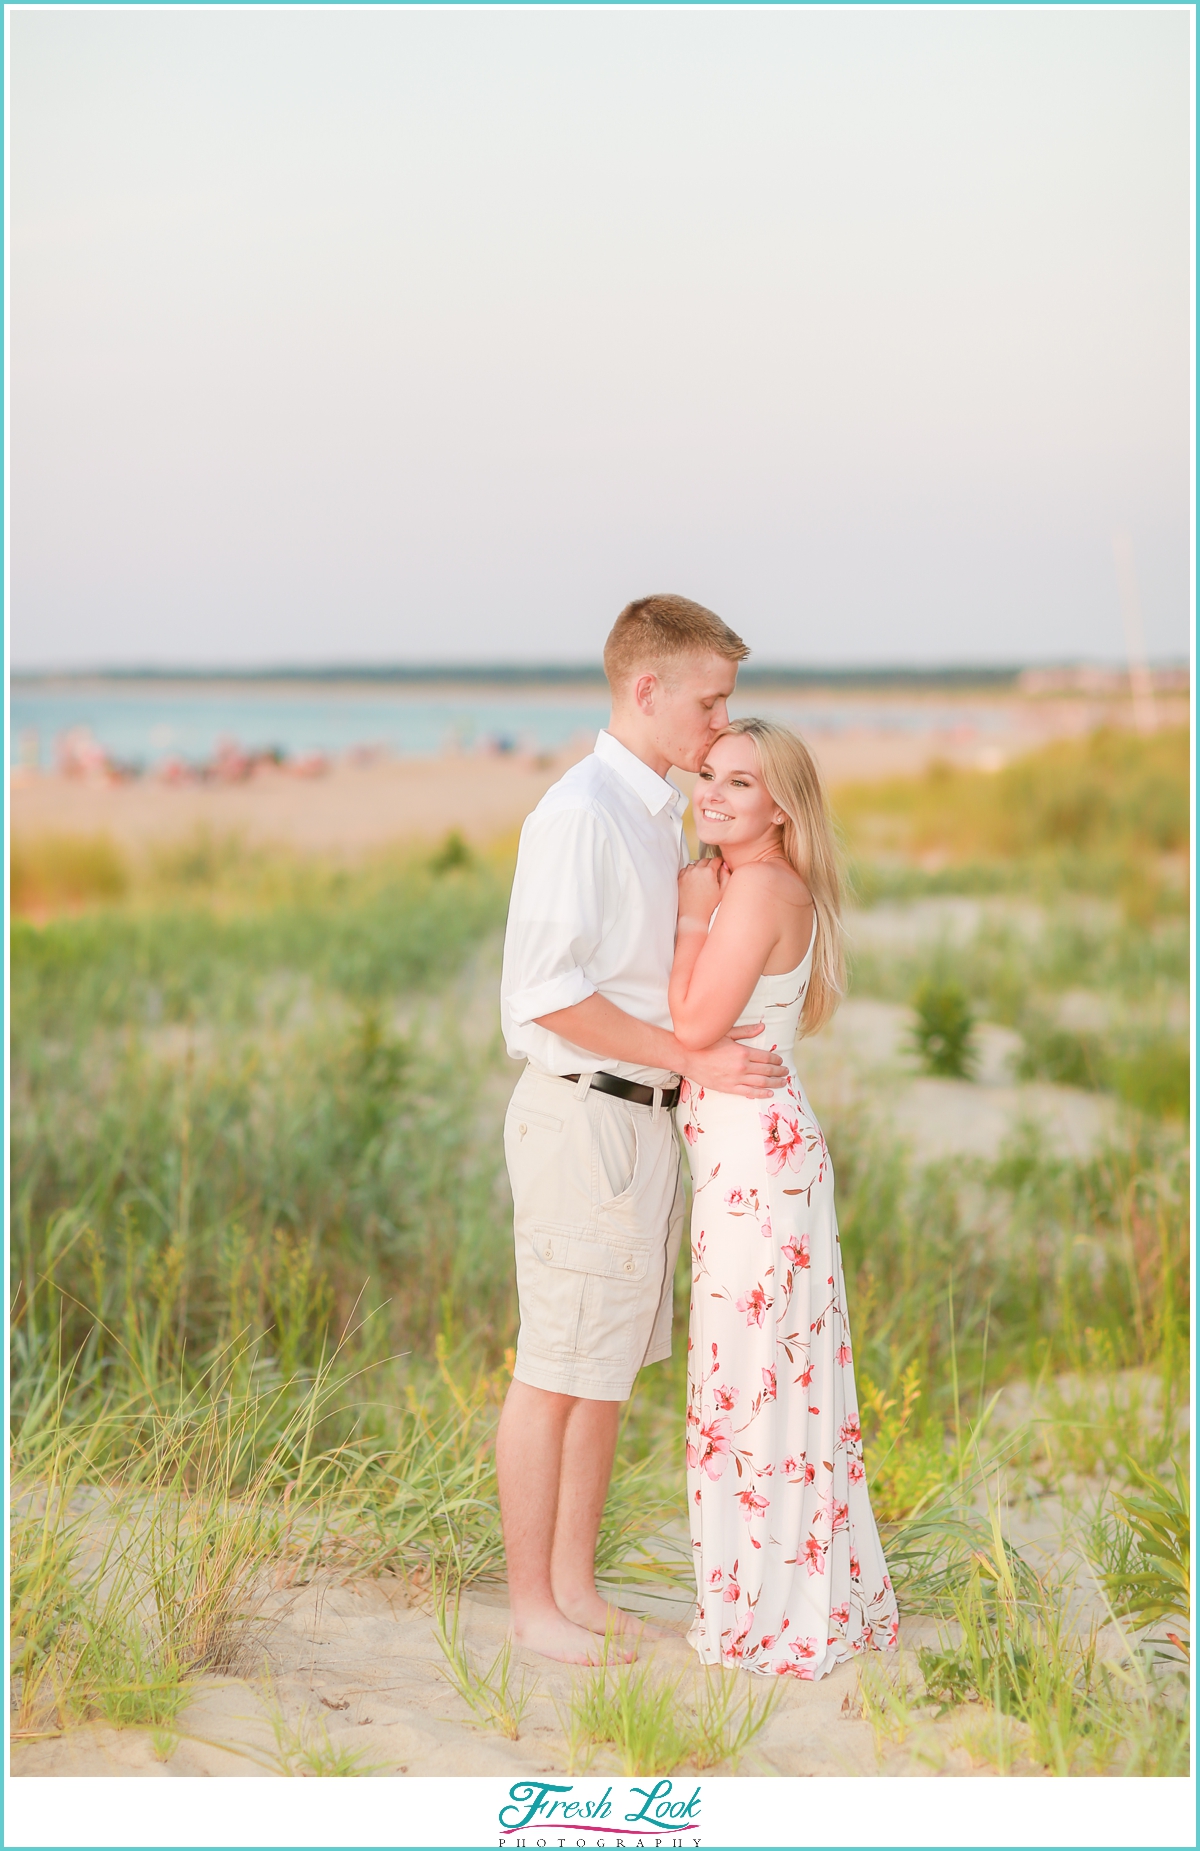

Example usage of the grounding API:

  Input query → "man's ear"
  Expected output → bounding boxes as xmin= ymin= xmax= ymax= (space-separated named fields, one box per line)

xmin=633 ymin=671 xmax=658 ymax=714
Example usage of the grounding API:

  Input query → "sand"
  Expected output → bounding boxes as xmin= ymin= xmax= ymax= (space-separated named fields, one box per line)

xmin=12 ymin=688 xmax=1184 ymax=857
xmin=10 ymin=1571 xmax=1042 ymax=1781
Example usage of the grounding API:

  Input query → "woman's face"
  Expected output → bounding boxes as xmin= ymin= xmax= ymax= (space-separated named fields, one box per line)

xmin=693 ymin=733 xmax=784 ymax=851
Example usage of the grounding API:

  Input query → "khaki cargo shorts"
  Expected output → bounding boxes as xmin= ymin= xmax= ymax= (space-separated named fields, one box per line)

xmin=504 ymin=1066 xmax=685 ymax=1401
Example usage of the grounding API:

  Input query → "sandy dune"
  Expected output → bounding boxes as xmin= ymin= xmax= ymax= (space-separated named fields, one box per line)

xmin=11 ymin=1572 xmax=1017 ymax=1780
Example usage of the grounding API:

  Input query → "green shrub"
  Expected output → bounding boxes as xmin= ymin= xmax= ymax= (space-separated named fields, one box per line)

xmin=429 ymin=829 xmax=473 ymax=873
xmin=908 ymin=979 xmax=977 ymax=1078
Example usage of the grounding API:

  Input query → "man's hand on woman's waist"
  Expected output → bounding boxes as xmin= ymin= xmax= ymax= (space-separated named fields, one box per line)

xmin=682 ymin=1025 xmax=787 ymax=1098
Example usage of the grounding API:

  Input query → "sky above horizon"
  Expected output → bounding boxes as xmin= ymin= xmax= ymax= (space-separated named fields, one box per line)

xmin=10 ymin=8 xmax=1192 ymax=670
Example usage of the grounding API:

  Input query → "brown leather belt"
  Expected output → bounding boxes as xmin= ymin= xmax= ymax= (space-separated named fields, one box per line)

xmin=561 ymin=1070 xmax=682 ymax=1111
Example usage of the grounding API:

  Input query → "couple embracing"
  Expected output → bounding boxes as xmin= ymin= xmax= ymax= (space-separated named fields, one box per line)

xmin=497 ymin=594 xmax=898 ymax=1679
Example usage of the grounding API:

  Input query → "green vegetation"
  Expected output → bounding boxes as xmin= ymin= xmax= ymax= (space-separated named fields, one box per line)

xmin=11 ymin=832 xmax=130 ymax=913
xmin=267 ymin=1702 xmax=383 ymax=1776
xmin=907 ymin=978 xmax=977 ymax=1077
xmin=432 ymin=1593 xmax=532 ymax=1740
xmin=837 ymin=724 xmax=1188 ymax=900
xmin=9 ymin=730 xmax=1190 ymax=1772
xmin=1096 ymin=1457 xmax=1190 ymax=1658
xmin=559 ymin=1656 xmax=777 ymax=1774
xmin=838 ymin=739 xmax=1189 ymax=1119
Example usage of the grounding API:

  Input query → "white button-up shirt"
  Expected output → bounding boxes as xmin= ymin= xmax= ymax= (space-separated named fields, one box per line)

xmin=500 ymin=729 xmax=688 ymax=1085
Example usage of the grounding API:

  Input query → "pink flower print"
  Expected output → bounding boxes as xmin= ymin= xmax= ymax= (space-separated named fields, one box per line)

xmin=831 ymin=1603 xmax=850 ymax=1627
xmin=759 ymin=1105 xmax=804 ymax=1174
xmin=736 ymin=1488 xmax=769 ymax=1517
xmin=803 ymin=1462 xmax=816 ymax=1486
xmin=759 ymin=1632 xmax=777 ymax=1652
xmin=839 ymin=1415 xmax=861 ymax=1447
xmin=713 ymin=1383 xmax=739 ymax=1411
xmin=798 ymin=1362 xmax=814 ymax=1388
xmin=690 ymin=1415 xmax=733 ymax=1480
xmin=707 ymin=1567 xmax=723 ymax=1589
xmin=831 ymin=1500 xmax=849 ymax=1534
xmin=736 ymin=1283 xmax=771 ymax=1328
xmin=781 ymin=1455 xmax=798 ymax=1475
xmin=803 ymin=1536 xmax=826 ymax=1576
xmin=679 ymin=1079 xmax=692 ymax=1105
xmin=760 ymin=1214 xmax=772 ymax=1241
xmin=761 ymin=1366 xmax=776 ymax=1400
xmin=850 ymin=1549 xmax=862 ymax=1581
xmin=724 ymin=1186 xmax=759 ymax=1213
xmin=836 ymin=1342 xmax=853 ymax=1367
xmin=683 ymin=1119 xmax=700 ymax=1146
xmin=848 ymin=1458 xmax=865 ymax=1484
xmin=791 ymin=1636 xmax=817 ymax=1662
xmin=781 ymin=1232 xmax=810 ymax=1270
xmin=723 ymin=1577 xmax=741 ymax=1603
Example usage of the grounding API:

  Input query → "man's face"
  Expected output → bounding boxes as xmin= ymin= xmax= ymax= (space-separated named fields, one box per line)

xmin=648 ymin=652 xmax=739 ymax=773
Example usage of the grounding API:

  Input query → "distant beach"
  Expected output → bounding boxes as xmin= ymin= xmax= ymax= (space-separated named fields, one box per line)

xmin=10 ymin=670 xmax=1186 ymax=856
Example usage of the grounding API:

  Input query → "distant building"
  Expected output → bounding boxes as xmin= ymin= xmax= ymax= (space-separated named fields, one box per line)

xmin=1017 ymin=664 xmax=1189 ymax=696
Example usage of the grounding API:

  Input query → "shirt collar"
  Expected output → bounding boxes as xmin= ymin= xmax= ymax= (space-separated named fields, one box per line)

xmin=594 ymin=729 xmax=686 ymax=818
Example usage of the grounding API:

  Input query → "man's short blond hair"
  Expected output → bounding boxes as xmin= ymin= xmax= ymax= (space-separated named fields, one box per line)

xmin=603 ymin=594 xmax=749 ymax=691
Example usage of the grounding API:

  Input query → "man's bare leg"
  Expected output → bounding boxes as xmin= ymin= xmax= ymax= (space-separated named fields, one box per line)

xmin=496 ymin=1378 xmax=632 ymax=1664
xmin=550 ymin=1397 xmax=661 ymax=1639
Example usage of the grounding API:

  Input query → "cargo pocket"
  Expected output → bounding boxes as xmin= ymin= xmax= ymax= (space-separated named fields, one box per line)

xmin=527 ymin=1222 xmax=646 ymax=1367
xmin=531 ymin=1224 xmax=649 ymax=1282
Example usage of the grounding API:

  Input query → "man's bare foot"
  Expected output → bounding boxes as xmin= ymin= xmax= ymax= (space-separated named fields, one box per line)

xmin=510 ymin=1608 xmax=637 ymax=1665
xmin=556 ymin=1590 xmax=669 ymax=1641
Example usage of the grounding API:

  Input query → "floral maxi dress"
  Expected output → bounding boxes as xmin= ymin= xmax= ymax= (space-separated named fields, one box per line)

xmin=677 ymin=937 xmax=899 ymax=1679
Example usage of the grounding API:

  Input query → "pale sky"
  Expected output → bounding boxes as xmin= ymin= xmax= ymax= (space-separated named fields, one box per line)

xmin=9 ymin=7 xmax=1193 ymax=669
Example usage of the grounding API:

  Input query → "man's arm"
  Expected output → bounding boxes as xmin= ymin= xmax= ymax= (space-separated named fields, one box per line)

xmin=534 ymin=995 xmax=785 ymax=1098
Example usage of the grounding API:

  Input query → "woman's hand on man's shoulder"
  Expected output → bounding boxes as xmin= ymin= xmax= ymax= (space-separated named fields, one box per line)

xmin=677 ymin=856 xmax=726 ymax=927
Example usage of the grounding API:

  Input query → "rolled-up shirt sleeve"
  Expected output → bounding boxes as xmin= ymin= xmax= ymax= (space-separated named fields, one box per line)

xmin=502 ymin=806 xmax=610 ymax=1027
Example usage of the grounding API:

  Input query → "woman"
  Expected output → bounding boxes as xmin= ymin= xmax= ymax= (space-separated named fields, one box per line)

xmin=670 ymin=718 xmax=898 ymax=1680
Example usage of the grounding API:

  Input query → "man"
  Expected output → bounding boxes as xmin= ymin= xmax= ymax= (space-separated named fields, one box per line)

xmin=496 ymin=593 xmax=787 ymax=1663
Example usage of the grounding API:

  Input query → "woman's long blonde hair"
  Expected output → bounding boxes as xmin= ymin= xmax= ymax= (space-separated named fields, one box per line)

xmin=712 ymin=717 xmax=845 ymax=1036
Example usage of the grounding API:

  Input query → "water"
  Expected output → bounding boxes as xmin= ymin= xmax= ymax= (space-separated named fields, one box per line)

xmin=9 ymin=682 xmax=613 ymax=770
xmin=9 ymin=678 xmax=1010 ymax=771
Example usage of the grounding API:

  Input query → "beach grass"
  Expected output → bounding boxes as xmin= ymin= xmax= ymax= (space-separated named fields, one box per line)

xmin=9 ymin=728 xmax=1190 ymax=1771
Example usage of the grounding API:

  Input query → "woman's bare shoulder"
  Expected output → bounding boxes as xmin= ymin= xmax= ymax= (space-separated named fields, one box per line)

xmin=724 ymin=860 xmax=812 ymax=908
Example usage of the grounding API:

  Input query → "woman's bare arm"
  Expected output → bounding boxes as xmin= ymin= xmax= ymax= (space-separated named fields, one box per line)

xmin=670 ymin=863 xmax=810 ymax=1050
xmin=534 ymin=992 xmax=786 ymax=1095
